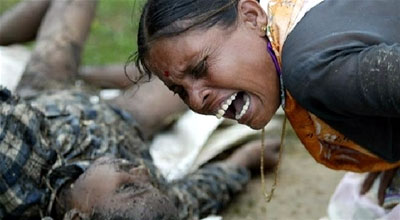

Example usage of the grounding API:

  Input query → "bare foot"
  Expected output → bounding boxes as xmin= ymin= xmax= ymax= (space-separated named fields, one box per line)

xmin=226 ymin=139 xmax=280 ymax=170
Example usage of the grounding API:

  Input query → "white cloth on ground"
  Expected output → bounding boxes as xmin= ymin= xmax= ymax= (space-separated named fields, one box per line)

xmin=150 ymin=110 xmax=283 ymax=181
xmin=0 ymin=45 xmax=30 ymax=91
xmin=326 ymin=172 xmax=400 ymax=220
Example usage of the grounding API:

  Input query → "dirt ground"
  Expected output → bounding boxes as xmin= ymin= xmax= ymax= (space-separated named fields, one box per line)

xmin=222 ymin=126 xmax=346 ymax=220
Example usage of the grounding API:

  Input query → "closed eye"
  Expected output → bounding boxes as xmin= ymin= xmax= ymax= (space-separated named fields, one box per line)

xmin=116 ymin=182 xmax=137 ymax=193
xmin=191 ymin=56 xmax=208 ymax=79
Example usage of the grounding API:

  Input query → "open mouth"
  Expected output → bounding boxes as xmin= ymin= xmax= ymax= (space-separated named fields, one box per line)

xmin=215 ymin=91 xmax=250 ymax=121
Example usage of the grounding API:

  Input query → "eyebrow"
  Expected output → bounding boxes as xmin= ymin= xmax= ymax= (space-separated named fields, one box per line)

xmin=183 ymin=51 xmax=207 ymax=76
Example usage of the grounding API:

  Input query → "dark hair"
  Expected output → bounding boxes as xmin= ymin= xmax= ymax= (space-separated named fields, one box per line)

xmin=134 ymin=0 xmax=240 ymax=82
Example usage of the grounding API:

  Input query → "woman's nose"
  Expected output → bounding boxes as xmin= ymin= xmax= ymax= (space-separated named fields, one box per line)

xmin=186 ymin=86 xmax=210 ymax=113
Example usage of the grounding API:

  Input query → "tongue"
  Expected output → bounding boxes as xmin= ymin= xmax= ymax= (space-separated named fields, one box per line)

xmin=233 ymin=92 xmax=245 ymax=115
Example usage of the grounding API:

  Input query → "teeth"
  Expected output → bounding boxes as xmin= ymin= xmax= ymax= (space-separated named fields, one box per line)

xmin=215 ymin=92 xmax=238 ymax=119
xmin=235 ymin=94 xmax=250 ymax=120
xmin=215 ymin=92 xmax=250 ymax=121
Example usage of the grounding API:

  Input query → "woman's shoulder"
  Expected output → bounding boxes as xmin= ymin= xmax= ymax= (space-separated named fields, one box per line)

xmin=281 ymin=0 xmax=400 ymax=113
xmin=282 ymin=0 xmax=400 ymax=76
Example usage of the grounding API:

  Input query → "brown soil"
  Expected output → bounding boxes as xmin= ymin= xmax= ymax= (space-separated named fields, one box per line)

xmin=222 ymin=127 xmax=345 ymax=220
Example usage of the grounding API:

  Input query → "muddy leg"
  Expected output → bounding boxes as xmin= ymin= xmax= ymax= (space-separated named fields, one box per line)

xmin=17 ymin=0 xmax=97 ymax=97
xmin=0 ymin=0 xmax=51 ymax=45
xmin=79 ymin=64 xmax=136 ymax=89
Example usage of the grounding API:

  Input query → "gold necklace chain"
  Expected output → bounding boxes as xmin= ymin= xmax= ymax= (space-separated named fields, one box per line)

xmin=260 ymin=115 xmax=287 ymax=202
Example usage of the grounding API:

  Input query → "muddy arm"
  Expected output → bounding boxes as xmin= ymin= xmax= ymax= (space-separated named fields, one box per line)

xmin=17 ymin=0 xmax=97 ymax=95
xmin=168 ymin=163 xmax=250 ymax=219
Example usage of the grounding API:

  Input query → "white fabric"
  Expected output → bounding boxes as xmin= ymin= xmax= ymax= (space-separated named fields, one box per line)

xmin=0 ymin=46 xmax=30 ymax=92
xmin=326 ymin=173 xmax=400 ymax=220
xmin=99 ymin=89 xmax=121 ymax=100
xmin=201 ymin=216 xmax=222 ymax=220
xmin=150 ymin=108 xmax=284 ymax=182
xmin=150 ymin=111 xmax=223 ymax=181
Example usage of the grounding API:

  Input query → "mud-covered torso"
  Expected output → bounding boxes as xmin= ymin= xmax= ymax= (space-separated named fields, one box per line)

xmin=29 ymin=88 xmax=148 ymax=163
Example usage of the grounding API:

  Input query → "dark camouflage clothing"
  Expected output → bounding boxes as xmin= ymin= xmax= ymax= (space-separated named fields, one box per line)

xmin=0 ymin=86 xmax=249 ymax=220
xmin=169 ymin=163 xmax=250 ymax=220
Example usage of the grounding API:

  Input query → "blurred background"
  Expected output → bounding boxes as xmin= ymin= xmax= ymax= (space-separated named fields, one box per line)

xmin=0 ymin=0 xmax=143 ymax=65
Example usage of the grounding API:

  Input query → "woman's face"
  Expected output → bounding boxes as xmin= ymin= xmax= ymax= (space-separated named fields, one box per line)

xmin=147 ymin=3 xmax=280 ymax=129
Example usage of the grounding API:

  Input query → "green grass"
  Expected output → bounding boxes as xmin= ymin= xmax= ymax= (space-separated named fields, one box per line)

xmin=83 ymin=0 xmax=145 ymax=65
xmin=0 ymin=0 xmax=20 ymax=14
xmin=0 ymin=0 xmax=145 ymax=65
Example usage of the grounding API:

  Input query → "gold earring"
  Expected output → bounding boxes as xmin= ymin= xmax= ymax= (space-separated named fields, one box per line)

xmin=261 ymin=25 xmax=268 ymax=35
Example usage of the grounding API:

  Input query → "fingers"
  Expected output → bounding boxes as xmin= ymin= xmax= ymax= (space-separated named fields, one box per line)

xmin=360 ymin=172 xmax=380 ymax=195
xmin=377 ymin=169 xmax=396 ymax=205
xmin=360 ymin=168 xmax=398 ymax=206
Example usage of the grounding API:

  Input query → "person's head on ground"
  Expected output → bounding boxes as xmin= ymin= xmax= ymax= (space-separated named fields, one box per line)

xmin=60 ymin=156 xmax=178 ymax=220
xmin=135 ymin=0 xmax=280 ymax=129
